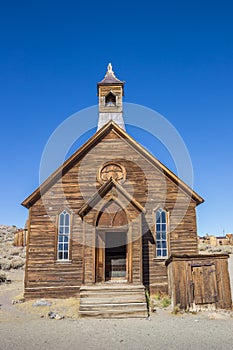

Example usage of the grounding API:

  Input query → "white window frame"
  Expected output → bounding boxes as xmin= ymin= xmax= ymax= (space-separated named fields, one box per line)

xmin=155 ymin=208 xmax=168 ymax=258
xmin=57 ymin=210 xmax=70 ymax=261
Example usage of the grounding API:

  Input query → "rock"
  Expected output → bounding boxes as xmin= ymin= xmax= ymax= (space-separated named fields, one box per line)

xmin=48 ymin=311 xmax=64 ymax=320
xmin=0 ymin=271 xmax=7 ymax=283
xmin=208 ymin=312 xmax=230 ymax=320
xmin=12 ymin=298 xmax=25 ymax=305
xmin=55 ymin=314 xmax=64 ymax=320
xmin=33 ymin=299 xmax=52 ymax=307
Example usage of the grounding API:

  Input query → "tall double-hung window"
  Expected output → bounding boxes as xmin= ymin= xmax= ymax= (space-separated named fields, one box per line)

xmin=156 ymin=208 xmax=167 ymax=258
xmin=57 ymin=210 xmax=70 ymax=260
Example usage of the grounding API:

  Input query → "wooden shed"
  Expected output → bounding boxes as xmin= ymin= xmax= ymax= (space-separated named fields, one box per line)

xmin=14 ymin=228 xmax=28 ymax=247
xmin=166 ymin=254 xmax=232 ymax=311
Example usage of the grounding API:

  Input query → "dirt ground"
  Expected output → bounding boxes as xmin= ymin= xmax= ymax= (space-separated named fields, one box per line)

xmin=1 ymin=270 xmax=233 ymax=350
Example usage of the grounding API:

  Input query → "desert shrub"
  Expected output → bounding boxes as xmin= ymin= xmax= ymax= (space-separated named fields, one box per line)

xmin=161 ymin=296 xmax=171 ymax=308
xmin=0 ymin=259 xmax=11 ymax=270
xmin=11 ymin=258 xmax=25 ymax=269
xmin=11 ymin=247 xmax=23 ymax=256
xmin=172 ymin=304 xmax=181 ymax=315
xmin=210 ymin=247 xmax=223 ymax=253
xmin=150 ymin=294 xmax=171 ymax=309
xmin=19 ymin=251 xmax=26 ymax=259
xmin=152 ymin=293 xmax=161 ymax=301
xmin=198 ymin=244 xmax=208 ymax=251
xmin=0 ymin=271 xmax=7 ymax=282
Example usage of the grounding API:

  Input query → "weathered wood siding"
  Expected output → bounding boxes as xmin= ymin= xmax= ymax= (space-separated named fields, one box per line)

xmin=24 ymin=129 xmax=199 ymax=299
xmin=14 ymin=229 xmax=28 ymax=247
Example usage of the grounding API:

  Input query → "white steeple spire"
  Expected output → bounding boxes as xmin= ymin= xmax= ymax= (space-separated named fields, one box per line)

xmin=97 ymin=64 xmax=125 ymax=130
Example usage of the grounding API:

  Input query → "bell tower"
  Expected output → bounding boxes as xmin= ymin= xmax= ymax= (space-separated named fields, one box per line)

xmin=97 ymin=63 xmax=125 ymax=130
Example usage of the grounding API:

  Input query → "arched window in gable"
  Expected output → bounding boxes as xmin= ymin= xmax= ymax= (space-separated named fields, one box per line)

xmin=155 ymin=208 xmax=167 ymax=258
xmin=57 ymin=210 xmax=70 ymax=260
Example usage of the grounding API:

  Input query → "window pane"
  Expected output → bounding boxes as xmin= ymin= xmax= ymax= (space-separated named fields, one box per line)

xmin=162 ymin=232 xmax=166 ymax=240
xmin=59 ymin=243 xmax=63 ymax=251
xmin=59 ymin=227 xmax=64 ymax=234
xmin=161 ymin=211 xmax=166 ymax=223
xmin=64 ymin=235 xmax=69 ymax=242
xmin=157 ymin=249 xmax=161 ymax=257
xmin=156 ymin=232 xmax=161 ymax=240
xmin=58 ymin=235 xmax=63 ymax=242
xmin=162 ymin=241 xmax=167 ymax=248
xmin=162 ymin=250 xmax=167 ymax=257
xmin=65 ymin=214 xmax=69 ymax=226
xmin=58 ymin=252 xmax=63 ymax=260
xmin=162 ymin=224 xmax=166 ymax=232
xmin=65 ymin=226 xmax=69 ymax=234
xmin=157 ymin=241 xmax=161 ymax=248
xmin=64 ymin=252 xmax=68 ymax=260
xmin=156 ymin=212 xmax=161 ymax=223
xmin=59 ymin=214 xmax=64 ymax=226
xmin=64 ymin=244 xmax=68 ymax=251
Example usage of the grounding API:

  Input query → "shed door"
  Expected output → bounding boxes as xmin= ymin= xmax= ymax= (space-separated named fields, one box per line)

xmin=192 ymin=265 xmax=218 ymax=304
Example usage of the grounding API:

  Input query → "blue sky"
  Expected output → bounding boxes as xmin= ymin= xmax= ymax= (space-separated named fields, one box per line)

xmin=0 ymin=0 xmax=233 ymax=235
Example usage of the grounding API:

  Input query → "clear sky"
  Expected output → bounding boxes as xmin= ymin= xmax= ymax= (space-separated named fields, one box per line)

xmin=0 ymin=0 xmax=232 ymax=236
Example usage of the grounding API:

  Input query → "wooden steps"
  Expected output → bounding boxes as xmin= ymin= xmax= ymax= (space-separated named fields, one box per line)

xmin=79 ymin=284 xmax=148 ymax=318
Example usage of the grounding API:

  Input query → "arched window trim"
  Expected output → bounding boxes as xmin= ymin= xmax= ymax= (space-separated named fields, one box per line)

xmin=95 ymin=197 xmax=129 ymax=228
xmin=56 ymin=209 xmax=72 ymax=261
xmin=154 ymin=208 xmax=168 ymax=259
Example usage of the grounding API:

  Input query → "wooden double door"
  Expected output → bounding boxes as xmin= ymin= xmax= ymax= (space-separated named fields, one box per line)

xmin=96 ymin=230 xmax=128 ymax=282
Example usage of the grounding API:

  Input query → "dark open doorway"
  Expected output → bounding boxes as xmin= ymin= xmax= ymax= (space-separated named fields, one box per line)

xmin=105 ymin=232 xmax=127 ymax=281
xmin=95 ymin=200 xmax=129 ymax=283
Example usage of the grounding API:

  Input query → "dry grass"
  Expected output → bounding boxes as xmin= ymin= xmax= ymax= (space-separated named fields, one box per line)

xmin=15 ymin=297 xmax=80 ymax=319
xmin=150 ymin=293 xmax=172 ymax=312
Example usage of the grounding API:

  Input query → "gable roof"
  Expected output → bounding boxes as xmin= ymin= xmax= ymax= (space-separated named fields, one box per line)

xmin=21 ymin=121 xmax=204 ymax=209
xmin=78 ymin=178 xmax=146 ymax=218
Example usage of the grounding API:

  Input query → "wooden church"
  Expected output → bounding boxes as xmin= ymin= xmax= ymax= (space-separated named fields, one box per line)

xmin=22 ymin=64 xmax=232 ymax=317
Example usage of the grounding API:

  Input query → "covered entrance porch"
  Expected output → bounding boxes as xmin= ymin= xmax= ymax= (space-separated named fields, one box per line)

xmin=78 ymin=179 xmax=147 ymax=317
xmin=95 ymin=199 xmax=130 ymax=283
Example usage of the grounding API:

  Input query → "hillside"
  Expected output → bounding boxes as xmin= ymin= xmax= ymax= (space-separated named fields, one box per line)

xmin=0 ymin=225 xmax=25 ymax=271
xmin=198 ymin=242 xmax=233 ymax=254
